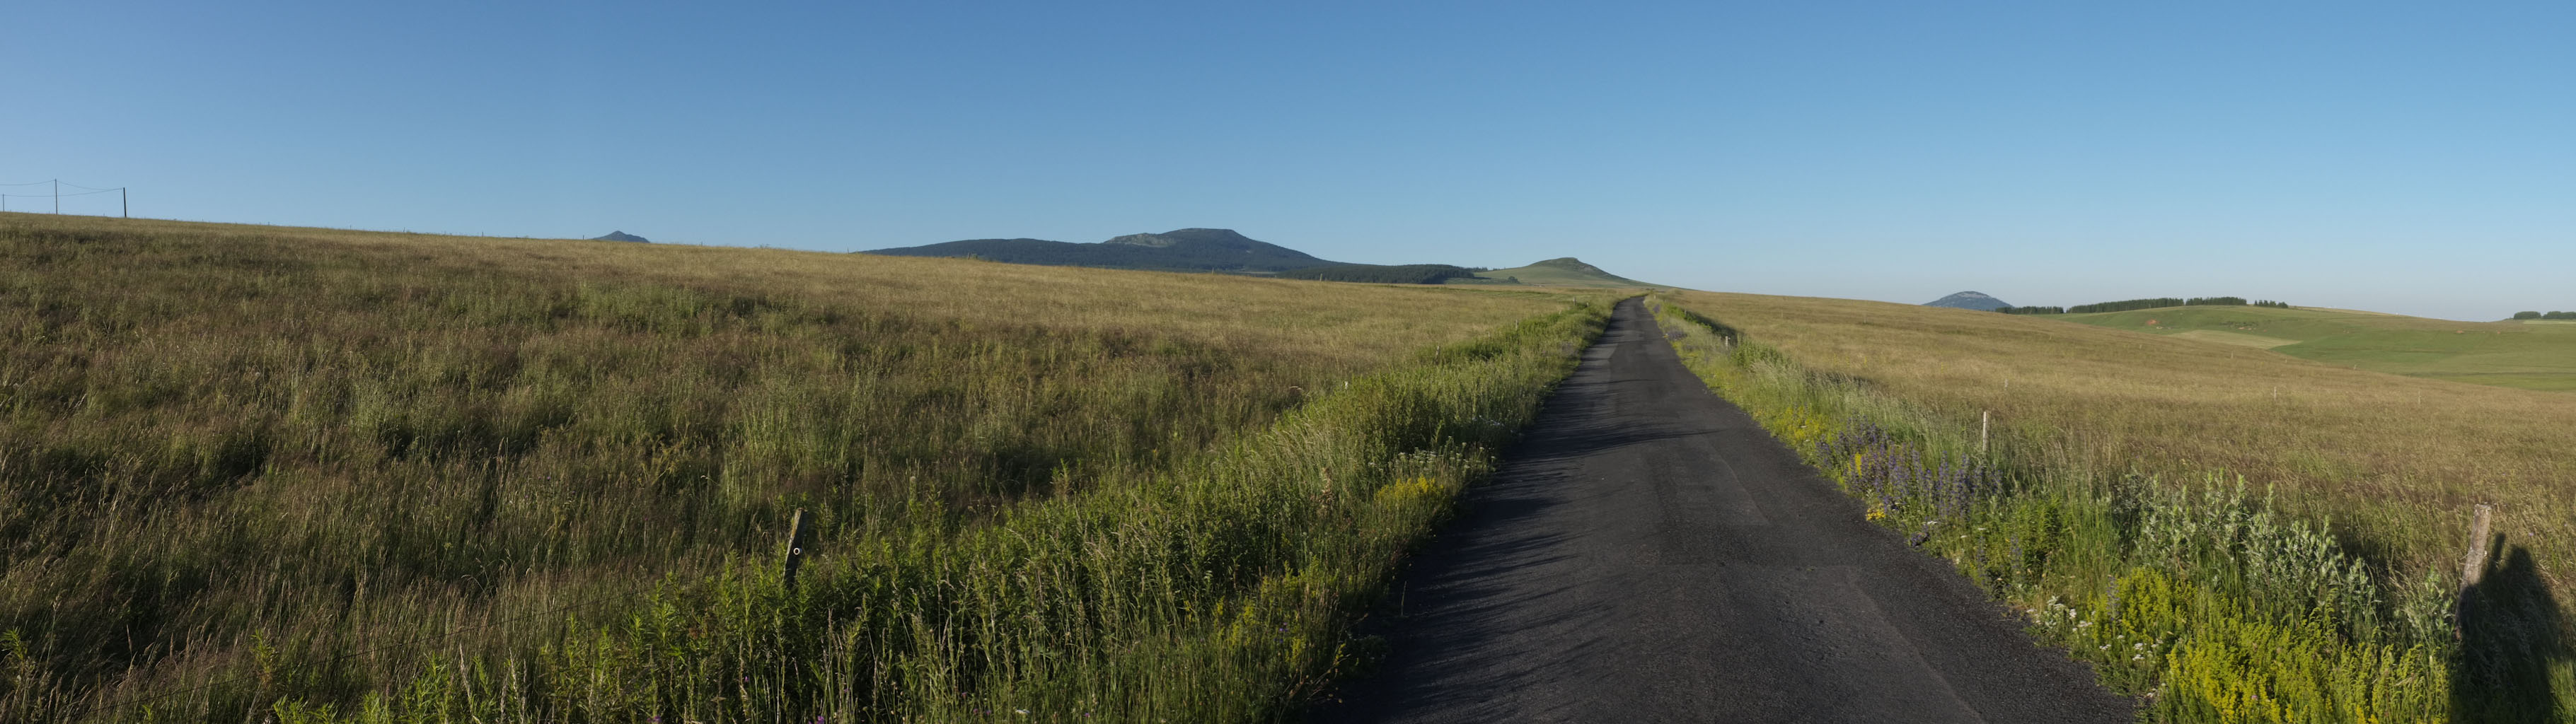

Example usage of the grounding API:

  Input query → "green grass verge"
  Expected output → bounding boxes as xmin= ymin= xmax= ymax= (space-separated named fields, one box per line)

xmin=1650 ymin=296 xmax=2575 ymax=723
xmin=0 ymin=214 xmax=1609 ymax=722
xmin=2046 ymin=305 xmax=2576 ymax=392
xmin=258 ymin=303 xmax=1607 ymax=723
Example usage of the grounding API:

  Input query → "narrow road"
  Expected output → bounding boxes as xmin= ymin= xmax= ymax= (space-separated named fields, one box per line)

xmin=1318 ymin=298 xmax=2132 ymax=723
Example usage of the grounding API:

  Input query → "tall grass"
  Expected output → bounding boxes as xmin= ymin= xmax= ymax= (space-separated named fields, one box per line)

xmin=1650 ymin=293 xmax=2573 ymax=723
xmin=0 ymin=212 xmax=1607 ymax=721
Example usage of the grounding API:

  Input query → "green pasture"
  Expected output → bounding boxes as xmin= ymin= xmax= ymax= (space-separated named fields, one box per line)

xmin=2049 ymin=305 xmax=2576 ymax=391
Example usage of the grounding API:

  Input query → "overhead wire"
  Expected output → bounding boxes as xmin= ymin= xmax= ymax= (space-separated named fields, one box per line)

xmin=1 ymin=189 xmax=119 ymax=197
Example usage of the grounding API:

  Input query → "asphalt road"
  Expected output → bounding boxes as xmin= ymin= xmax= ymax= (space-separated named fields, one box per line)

xmin=1317 ymin=298 xmax=2133 ymax=723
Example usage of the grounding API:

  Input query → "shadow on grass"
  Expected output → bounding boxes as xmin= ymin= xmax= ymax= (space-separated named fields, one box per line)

xmin=2454 ymin=538 xmax=2568 ymax=723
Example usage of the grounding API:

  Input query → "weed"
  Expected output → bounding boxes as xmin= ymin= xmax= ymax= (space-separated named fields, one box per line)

xmin=0 ymin=212 xmax=1608 ymax=721
xmin=1646 ymin=293 xmax=2554 ymax=723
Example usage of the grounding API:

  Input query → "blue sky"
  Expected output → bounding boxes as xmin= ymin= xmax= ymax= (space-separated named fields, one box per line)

xmin=8 ymin=1 xmax=2569 ymax=320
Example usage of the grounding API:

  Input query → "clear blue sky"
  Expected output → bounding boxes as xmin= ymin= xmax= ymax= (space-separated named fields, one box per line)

xmin=8 ymin=1 xmax=2569 ymax=320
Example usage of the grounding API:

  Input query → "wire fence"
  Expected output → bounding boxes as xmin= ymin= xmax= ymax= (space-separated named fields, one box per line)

xmin=1 ymin=179 xmax=128 ymax=216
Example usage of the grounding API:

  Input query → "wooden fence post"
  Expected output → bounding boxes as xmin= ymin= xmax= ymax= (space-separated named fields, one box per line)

xmin=2457 ymin=503 xmax=2494 ymax=636
xmin=1980 ymin=410 xmax=1990 ymax=455
xmin=782 ymin=508 xmax=813 ymax=592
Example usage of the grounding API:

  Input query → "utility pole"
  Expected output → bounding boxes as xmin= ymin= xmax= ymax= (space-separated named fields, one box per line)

xmin=53 ymin=179 xmax=59 ymax=214
xmin=121 ymin=187 xmax=128 ymax=218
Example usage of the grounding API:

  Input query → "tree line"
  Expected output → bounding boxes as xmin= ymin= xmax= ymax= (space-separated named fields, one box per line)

xmin=1996 ymin=296 xmax=2292 ymax=315
xmin=2512 ymin=311 xmax=2576 ymax=320
xmin=1273 ymin=264 xmax=1482 ymax=284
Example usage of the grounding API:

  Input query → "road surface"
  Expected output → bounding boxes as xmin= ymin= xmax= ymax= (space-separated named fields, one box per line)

xmin=1317 ymin=297 xmax=2132 ymax=723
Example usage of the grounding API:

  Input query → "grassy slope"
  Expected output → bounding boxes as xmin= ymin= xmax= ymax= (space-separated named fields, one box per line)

xmin=1661 ymin=288 xmax=2576 ymax=718
xmin=1665 ymin=290 xmax=2575 ymax=583
xmin=0 ymin=212 xmax=1605 ymax=721
xmin=2045 ymin=305 xmax=2576 ymax=392
xmin=1445 ymin=257 xmax=1657 ymax=288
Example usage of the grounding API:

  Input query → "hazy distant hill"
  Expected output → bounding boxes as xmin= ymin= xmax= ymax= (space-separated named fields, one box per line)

xmin=865 ymin=230 xmax=1651 ymax=287
xmin=592 ymin=230 xmax=649 ymax=243
xmin=1448 ymin=257 xmax=1656 ymax=288
xmin=1924 ymin=291 xmax=2010 ymax=310
xmin=863 ymin=228 xmax=1339 ymax=273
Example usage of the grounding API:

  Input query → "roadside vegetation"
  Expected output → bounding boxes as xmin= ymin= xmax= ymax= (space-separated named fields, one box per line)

xmin=1650 ymin=290 xmax=2574 ymax=723
xmin=0 ymin=212 xmax=1608 ymax=722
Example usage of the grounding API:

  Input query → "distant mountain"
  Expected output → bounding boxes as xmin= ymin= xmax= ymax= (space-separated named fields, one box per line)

xmin=1448 ymin=257 xmax=1656 ymax=288
xmin=863 ymin=228 xmax=1341 ymax=274
xmin=1925 ymin=291 xmax=2010 ymax=310
xmin=862 ymin=230 xmax=1655 ymax=288
xmin=592 ymin=230 xmax=649 ymax=243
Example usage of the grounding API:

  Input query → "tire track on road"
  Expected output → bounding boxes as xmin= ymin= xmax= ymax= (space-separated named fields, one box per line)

xmin=1317 ymin=297 xmax=2131 ymax=723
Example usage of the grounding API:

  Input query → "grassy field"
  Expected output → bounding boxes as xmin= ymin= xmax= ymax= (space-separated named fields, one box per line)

xmin=1444 ymin=257 xmax=1656 ymax=288
xmin=1653 ymin=289 xmax=2575 ymax=722
xmin=2041 ymin=304 xmax=2576 ymax=392
xmin=0 ymin=212 xmax=1610 ymax=721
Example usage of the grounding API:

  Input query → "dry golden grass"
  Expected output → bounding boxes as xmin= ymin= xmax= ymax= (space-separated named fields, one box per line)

xmin=23 ymin=215 xmax=1552 ymax=366
xmin=1665 ymin=289 xmax=2576 ymax=600
xmin=1 ymin=211 xmax=1595 ymax=721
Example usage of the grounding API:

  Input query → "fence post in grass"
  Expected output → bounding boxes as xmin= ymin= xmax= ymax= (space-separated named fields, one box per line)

xmin=2457 ymin=503 xmax=2494 ymax=636
xmin=782 ymin=508 xmax=813 ymax=592
xmin=1980 ymin=410 xmax=1990 ymax=455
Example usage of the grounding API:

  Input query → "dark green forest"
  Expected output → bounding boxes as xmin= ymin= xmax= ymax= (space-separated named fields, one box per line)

xmin=2000 ymin=297 xmax=2291 ymax=315
xmin=1274 ymin=264 xmax=1482 ymax=284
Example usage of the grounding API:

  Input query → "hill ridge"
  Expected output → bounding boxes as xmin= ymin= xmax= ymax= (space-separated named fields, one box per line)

xmin=1924 ymin=291 xmax=2010 ymax=310
xmin=862 ymin=228 xmax=1332 ymax=273
xmin=1447 ymin=256 xmax=1656 ymax=288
